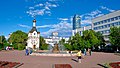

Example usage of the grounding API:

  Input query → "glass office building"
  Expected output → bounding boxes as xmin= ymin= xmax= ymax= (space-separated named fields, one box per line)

xmin=73 ymin=14 xmax=81 ymax=30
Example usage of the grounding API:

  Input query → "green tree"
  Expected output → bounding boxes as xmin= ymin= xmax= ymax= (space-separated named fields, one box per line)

xmin=64 ymin=43 xmax=73 ymax=50
xmin=94 ymin=32 xmax=105 ymax=50
xmin=8 ymin=30 xmax=27 ymax=50
xmin=109 ymin=27 xmax=120 ymax=51
xmin=68 ymin=33 xmax=85 ymax=50
xmin=59 ymin=38 xmax=65 ymax=45
xmin=0 ymin=35 xmax=7 ymax=50
xmin=83 ymin=30 xmax=99 ymax=49
xmin=94 ymin=32 xmax=105 ymax=45
xmin=39 ymin=36 xmax=48 ymax=50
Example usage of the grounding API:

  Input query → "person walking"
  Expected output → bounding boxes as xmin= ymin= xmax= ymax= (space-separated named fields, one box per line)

xmin=88 ymin=48 xmax=92 ymax=56
xmin=84 ymin=49 xmax=87 ymax=56
xmin=77 ymin=50 xmax=82 ymax=63
xmin=25 ymin=48 xmax=29 ymax=56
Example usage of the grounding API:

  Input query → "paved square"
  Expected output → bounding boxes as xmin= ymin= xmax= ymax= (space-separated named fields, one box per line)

xmin=0 ymin=50 xmax=120 ymax=68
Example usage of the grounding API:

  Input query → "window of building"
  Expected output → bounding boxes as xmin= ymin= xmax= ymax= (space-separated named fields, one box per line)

xmin=103 ymin=20 xmax=107 ymax=23
xmin=115 ymin=22 xmax=119 ymax=25
xmin=115 ymin=17 xmax=118 ymax=20
xmin=34 ymin=33 xmax=36 ymax=35
xmin=96 ymin=27 xmax=98 ymax=30
xmin=94 ymin=22 xmax=97 ymax=25
xmin=100 ymin=26 xmax=102 ymax=29
xmin=107 ymin=24 xmax=110 ymax=27
xmin=94 ymin=27 xmax=96 ymax=30
xmin=105 ymin=25 xmax=107 ymax=28
xmin=103 ymin=31 xmax=105 ymax=34
xmin=100 ymin=21 xmax=103 ymax=24
xmin=107 ymin=19 xmax=110 ymax=22
xmin=119 ymin=16 xmax=120 ymax=19
xmin=111 ymin=18 xmax=114 ymax=21
xmin=107 ymin=30 xmax=110 ymax=33
xmin=114 ymin=22 xmax=118 ymax=26
xmin=98 ymin=26 xmax=100 ymax=29
xmin=111 ymin=23 xmax=114 ymax=26
xmin=100 ymin=31 xmax=103 ymax=34
xmin=101 ymin=26 xmax=104 ymax=29
xmin=98 ymin=22 xmax=100 ymax=25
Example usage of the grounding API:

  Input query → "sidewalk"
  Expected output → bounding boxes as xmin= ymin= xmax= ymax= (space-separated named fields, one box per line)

xmin=0 ymin=50 xmax=120 ymax=68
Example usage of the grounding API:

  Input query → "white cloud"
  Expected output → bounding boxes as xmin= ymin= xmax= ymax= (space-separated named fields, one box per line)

xmin=52 ymin=4 xmax=57 ymax=7
xmin=80 ymin=9 xmax=103 ymax=25
xmin=29 ymin=7 xmax=34 ymax=9
xmin=45 ymin=6 xmax=50 ymax=10
xmin=37 ymin=25 xmax=52 ymax=28
xmin=100 ymin=6 xmax=115 ymax=12
xmin=27 ymin=9 xmax=45 ymax=17
xmin=40 ymin=21 xmax=72 ymax=37
xmin=48 ymin=0 xmax=57 ymax=1
xmin=88 ymin=10 xmax=101 ymax=17
xmin=26 ymin=1 xmax=59 ymax=17
xmin=58 ymin=18 xmax=69 ymax=21
xmin=18 ymin=24 xmax=31 ymax=28
xmin=35 ymin=4 xmax=44 ymax=7
xmin=81 ymin=20 xmax=92 ymax=24
xmin=80 ymin=6 xmax=114 ymax=25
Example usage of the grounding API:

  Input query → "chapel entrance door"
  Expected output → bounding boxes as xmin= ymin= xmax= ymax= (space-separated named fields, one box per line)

xmin=33 ymin=45 xmax=36 ymax=49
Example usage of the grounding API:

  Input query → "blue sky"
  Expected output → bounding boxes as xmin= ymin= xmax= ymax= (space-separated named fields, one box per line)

xmin=0 ymin=0 xmax=120 ymax=38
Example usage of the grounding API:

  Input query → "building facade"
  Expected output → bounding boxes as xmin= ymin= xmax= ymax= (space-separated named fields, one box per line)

xmin=72 ymin=14 xmax=82 ymax=36
xmin=27 ymin=19 xmax=40 ymax=50
xmin=92 ymin=10 xmax=120 ymax=44
xmin=72 ymin=25 xmax=92 ymax=36
xmin=72 ymin=10 xmax=120 ymax=45
xmin=73 ymin=14 xmax=81 ymax=30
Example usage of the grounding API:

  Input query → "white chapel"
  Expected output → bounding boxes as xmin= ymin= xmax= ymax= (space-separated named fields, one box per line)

xmin=27 ymin=19 xmax=40 ymax=50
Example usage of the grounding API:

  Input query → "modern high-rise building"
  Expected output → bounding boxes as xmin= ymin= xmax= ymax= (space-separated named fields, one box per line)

xmin=72 ymin=14 xmax=81 ymax=36
xmin=92 ymin=10 xmax=120 ymax=45
xmin=73 ymin=14 xmax=81 ymax=30
xmin=72 ymin=10 xmax=120 ymax=46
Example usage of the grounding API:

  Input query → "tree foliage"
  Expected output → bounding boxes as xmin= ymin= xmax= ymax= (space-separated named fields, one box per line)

xmin=64 ymin=30 xmax=105 ymax=51
xmin=59 ymin=39 xmax=65 ymax=45
xmin=8 ymin=30 xmax=27 ymax=50
xmin=0 ymin=35 xmax=7 ymax=50
xmin=66 ymin=33 xmax=85 ymax=50
xmin=83 ymin=30 xmax=99 ymax=48
xmin=110 ymin=27 xmax=120 ymax=50
xmin=39 ymin=36 xmax=48 ymax=50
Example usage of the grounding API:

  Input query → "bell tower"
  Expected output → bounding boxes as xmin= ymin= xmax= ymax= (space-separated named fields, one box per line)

xmin=33 ymin=19 xmax=36 ymax=27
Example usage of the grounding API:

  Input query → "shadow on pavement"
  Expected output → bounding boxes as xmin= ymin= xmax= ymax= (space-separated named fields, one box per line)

xmin=97 ymin=64 xmax=108 ymax=68
xmin=71 ymin=58 xmax=78 ymax=62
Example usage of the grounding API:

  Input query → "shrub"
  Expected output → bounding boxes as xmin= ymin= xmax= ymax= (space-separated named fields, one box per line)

xmin=18 ymin=43 xmax=25 ymax=50
xmin=64 ymin=43 xmax=73 ymax=50
xmin=40 ymin=44 xmax=48 ymax=50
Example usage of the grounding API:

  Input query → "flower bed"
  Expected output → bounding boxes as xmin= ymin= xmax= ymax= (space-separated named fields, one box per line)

xmin=0 ymin=61 xmax=23 ymax=68
xmin=54 ymin=64 xmax=72 ymax=68
xmin=109 ymin=62 xmax=120 ymax=68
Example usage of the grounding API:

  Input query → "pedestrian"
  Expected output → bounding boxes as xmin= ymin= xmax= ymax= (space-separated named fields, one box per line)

xmin=84 ymin=49 xmax=87 ymax=56
xmin=25 ymin=49 xmax=29 ymax=56
xmin=77 ymin=50 xmax=82 ymax=63
xmin=29 ymin=48 xmax=33 ymax=54
xmin=88 ymin=48 xmax=92 ymax=56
